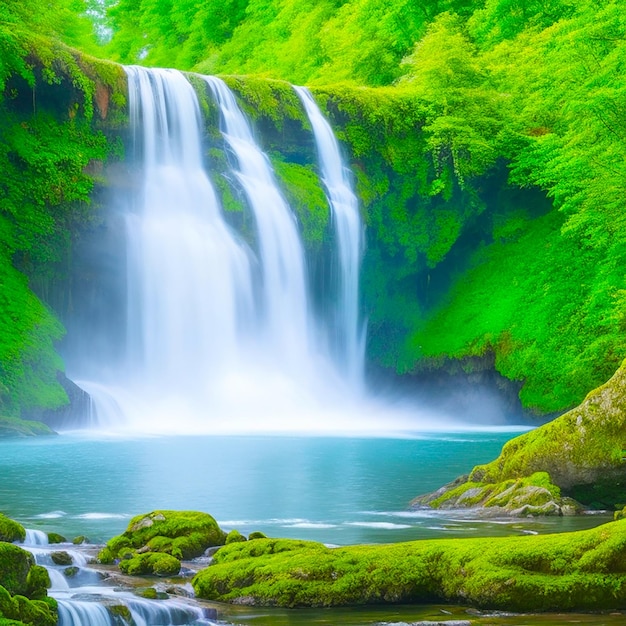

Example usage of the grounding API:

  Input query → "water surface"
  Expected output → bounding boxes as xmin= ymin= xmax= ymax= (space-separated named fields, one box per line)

xmin=0 ymin=433 xmax=609 ymax=544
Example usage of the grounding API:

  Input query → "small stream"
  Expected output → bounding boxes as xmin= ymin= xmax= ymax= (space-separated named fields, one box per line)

xmin=19 ymin=530 xmax=217 ymax=626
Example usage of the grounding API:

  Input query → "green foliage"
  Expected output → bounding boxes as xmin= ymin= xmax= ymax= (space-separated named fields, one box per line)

xmin=411 ymin=207 xmax=626 ymax=412
xmin=0 ymin=30 xmax=117 ymax=418
xmin=0 ymin=0 xmax=99 ymax=54
xmin=193 ymin=519 xmax=626 ymax=611
xmin=99 ymin=511 xmax=227 ymax=567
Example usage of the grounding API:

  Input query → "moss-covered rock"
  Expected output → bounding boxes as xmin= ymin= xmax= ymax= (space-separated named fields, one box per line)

xmin=118 ymin=553 xmax=181 ymax=577
xmin=0 ymin=517 xmax=25 ymax=544
xmin=414 ymin=360 xmax=626 ymax=514
xmin=98 ymin=510 xmax=227 ymax=569
xmin=413 ymin=471 xmax=583 ymax=516
xmin=0 ymin=542 xmax=55 ymax=625
xmin=49 ymin=552 xmax=72 ymax=567
xmin=0 ymin=544 xmax=35 ymax=597
xmin=247 ymin=531 xmax=268 ymax=540
xmin=225 ymin=530 xmax=247 ymax=545
xmin=45 ymin=534 xmax=65 ymax=545
xmin=469 ymin=360 xmax=626 ymax=491
xmin=0 ymin=419 xmax=55 ymax=439
xmin=193 ymin=519 xmax=626 ymax=611
xmin=71 ymin=536 xmax=87 ymax=545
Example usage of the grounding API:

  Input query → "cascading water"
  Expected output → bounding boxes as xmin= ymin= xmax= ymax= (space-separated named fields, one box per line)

xmin=202 ymin=75 xmax=314 ymax=379
xmin=19 ymin=531 xmax=216 ymax=626
xmin=294 ymin=86 xmax=365 ymax=388
xmin=68 ymin=66 xmax=387 ymax=433
xmin=123 ymin=66 xmax=255 ymax=405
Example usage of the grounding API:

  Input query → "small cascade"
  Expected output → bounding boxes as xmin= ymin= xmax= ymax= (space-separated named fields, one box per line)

xmin=20 ymin=530 xmax=216 ymax=626
xmin=24 ymin=529 xmax=49 ymax=545
xmin=294 ymin=86 xmax=365 ymax=389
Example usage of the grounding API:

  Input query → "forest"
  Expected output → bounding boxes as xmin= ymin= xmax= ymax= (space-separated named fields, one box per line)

xmin=0 ymin=0 xmax=625 ymax=418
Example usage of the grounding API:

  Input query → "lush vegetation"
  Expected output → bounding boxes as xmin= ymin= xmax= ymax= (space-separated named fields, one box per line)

xmin=1 ymin=0 xmax=625 ymax=417
xmin=0 ymin=5 xmax=123 ymax=420
xmin=193 ymin=518 xmax=626 ymax=611
xmin=95 ymin=0 xmax=626 ymax=413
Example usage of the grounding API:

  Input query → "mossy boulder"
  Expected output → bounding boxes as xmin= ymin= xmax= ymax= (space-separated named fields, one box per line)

xmin=0 ymin=543 xmax=55 ymax=625
xmin=225 ymin=530 xmax=247 ymax=545
xmin=193 ymin=519 xmax=626 ymax=611
xmin=0 ymin=544 xmax=36 ymax=597
xmin=472 ymin=359 xmax=626 ymax=490
xmin=413 ymin=471 xmax=583 ymax=516
xmin=414 ymin=360 xmax=626 ymax=514
xmin=49 ymin=552 xmax=72 ymax=567
xmin=0 ymin=517 xmax=25 ymax=544
xmin=46 ymin=534 xmax=65 ymax=545
xmin=0 ymin=418 xmax=56 ymax=439
xmin=98 ymin=511 xmax=227 ymax=568
xmin=247 ymin=531 xmax=268 ymax=540
xmin=118 ymin=553 xmax=181 ymax=577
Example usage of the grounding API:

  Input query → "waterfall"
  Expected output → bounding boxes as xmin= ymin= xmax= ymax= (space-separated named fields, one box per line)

xmin=294 ymin=86 xmax=365 ymax=388
xmin=202 ymin=75 xmax=314 ymax=378
xmin=68 ymin=67 xmax=393 ymax=433
xmin=124 ymin=66 xmax=254 ymax=393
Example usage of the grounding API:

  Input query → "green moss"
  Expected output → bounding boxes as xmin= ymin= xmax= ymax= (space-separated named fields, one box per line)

xmin=247 ymin=531 xmax=268 ymax=541
xmin=0 ymin=418 xmax=55 ymax=439
xmin=193 ymin=520 xmax=626 ymax=611
xmin=0 ymin=542 xmax=55 ymax=625
xmin=271 ymin=159 xmax=330 ymax=248
xmin=99 ymin=510 xmax=227 ymax=565
xmin=118 ymin=553 xmax=181 ymax=577
xmin=70 ymin=536 xmax=87 ymax=545
xmin=49 ymin=552 xmax=71 ymax=566
xmin=419 ymin=472 xmax=570 ymax=516
xmin=225 ymin=530 xmax=247 ymax=545
xmin=0 ymin=517 xmax=25 ymax=544
xmin=468 ymin=360 xmax=626 ymax=494
xmin=45 ymin=534 xmax=65 ymax=545
xmin=223 ymin=76 xmax=304 ymax=127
